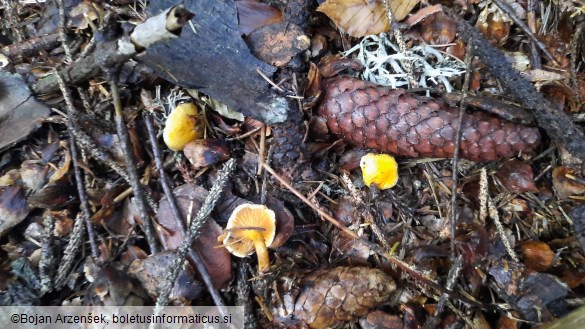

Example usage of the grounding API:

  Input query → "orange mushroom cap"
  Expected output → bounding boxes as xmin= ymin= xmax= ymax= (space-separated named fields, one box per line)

xmin=163 ymin=103 xmax=203 ymax=151
xmin=360 ymin=153 xmax=399 ymax=190
xmin=220 ymin=204 xmax=276 ymax=272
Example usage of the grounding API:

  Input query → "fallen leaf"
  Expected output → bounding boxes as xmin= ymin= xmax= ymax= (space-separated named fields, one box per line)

xmin=236 ymin=1 xmax=283 ymax=35
xmin=446 ymin=39 xmax=466 ymax=60
xmin=47 ymin=142 xmax=71 ymax=183
xmin=84 ymin=265 xmax=147 ymax=306
xmin=28 ymin=177 xmax=75 ymax=209
xmin=497 ymin=315 xmax=518 ymax=329
xmin=0 ymin=70 xmax=51 ymax=152
xmin=156 ymin=184 xmax=232 ymax=288
xmin=404 ymin=4 xmax=442 ymax=27
xmin=317 ymin=0 xmax=420 ymax=37
xmin=187 ymin=89 xmax=245 ymax=122
xmin=308 ymin=116 xmax=330 ymax=141
xmin=318 ymin=55 xmax=363 ymax=78
xmin=20 ymin=161 xmax=49 ymax=191
xmin=331 ymin=231 xmax=371 ymax=265
xmin=552 ymin=166 xmax=585 ymax=200
xmin=338 ymin=149 xmax=368 ymax=172
xmin=419 ymin=12 xmax=456 ymax=45
xmin=310 ymin=33 xmax=328 ymax=57
xmin=69 ymin=1 xmax=101 ymax=30
xmin=0 ymin=186 xmax=30 ymax=235
xmin=476 ymin=5 xmax=510 ymax=45
xmin=266 ymin=198 xmax=295 ymax=249
xmin=183 ymin=139 xmax=231 ymax=170
xmin=520 ymin=241 xmax=555 ymax=272
xmin=128 ymin=251 xmax=203 ymax=304
xmin=304 ymin=62 xmax=322 ymax=109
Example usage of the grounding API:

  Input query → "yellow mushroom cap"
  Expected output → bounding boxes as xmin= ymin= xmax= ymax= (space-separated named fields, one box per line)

xmin=360 ymin=153 xmax=399 ymax=190
xmin=222 ymin=204 xmax=276 ymax=258
xmin=163 ymin=103 xmax=202 ymax=151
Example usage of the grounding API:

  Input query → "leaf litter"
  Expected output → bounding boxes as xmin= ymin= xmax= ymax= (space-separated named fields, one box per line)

xmin=1 ymin=1 xmax=585 ymax=328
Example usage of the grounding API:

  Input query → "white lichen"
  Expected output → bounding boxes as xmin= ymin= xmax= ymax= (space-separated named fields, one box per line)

xmin=343 ymin=33 xmax=466 ymax=94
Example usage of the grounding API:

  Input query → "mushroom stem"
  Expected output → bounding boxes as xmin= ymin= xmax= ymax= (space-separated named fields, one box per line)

xmin=249 ymin=231 xmax=270 ymax=272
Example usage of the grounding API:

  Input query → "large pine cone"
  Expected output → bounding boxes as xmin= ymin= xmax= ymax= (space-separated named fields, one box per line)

xmin=318 ymin=76 xmax=541 ymax=161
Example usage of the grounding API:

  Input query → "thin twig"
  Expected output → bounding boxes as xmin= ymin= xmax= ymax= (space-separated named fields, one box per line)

xmin=0 ymin=32 xmax=60 ymax=60
xmin=527 ymin=0 xmax=542 ymax=70
xmin=256 ymin=68 xmax=285 ymax=93
xmin=143 ymin=111 xmax=226 ymax=308
xmin=110 ymin=80 xmax=159 ymax=253
xmin=56 ymin=0 xmax=73 ymax=62
xmin=79 ymin=36 xmax=96 ymax=59
xmin=449 ymin=43 xmax=474 ymax=256
xmin=144 ymin=113 xmax=183 ymax=231
xmin=156 ymin=159 xmax=235 ymax=313
xmin=263 ymin=164 xmax=359 ymax=239
xmin=54 ymin=70 xmax=100 ymax=259
xmin=69 ymin=128 xmax=100 ymax=259
xmin=56 ymin=0 xmax=100 ymax=257
xmin=33 ymin=5 xmax=192 ymax=94
xmin=226 ymin=126 xmax=262 ymax=141
xmin=260 ymin=144 xmax=273 ymax=205
xmin=257 ymin=124 xmax=266 ymax=176
xmin=492 ymin=0 xmax=557 ymax=65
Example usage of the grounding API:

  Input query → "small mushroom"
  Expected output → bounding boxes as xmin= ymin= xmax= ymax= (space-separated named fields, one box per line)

xmin=219 ymin=203 xmax=276 ymax=272
xmin=163 ymin=103 xmax=203 ymax=151
xmin=360 ymin=153 xmax=399 ymax=190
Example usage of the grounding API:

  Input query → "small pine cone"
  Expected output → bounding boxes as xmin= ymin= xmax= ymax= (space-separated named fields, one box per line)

xmin=318 ymin=76 xmax=541 ymax=161
xmin=272 ymin=111 xmax=306 ymax=167
xmin=292 ymin=267 xmax=395 ymax=329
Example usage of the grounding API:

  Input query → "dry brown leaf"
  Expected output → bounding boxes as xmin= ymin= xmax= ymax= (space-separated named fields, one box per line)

xmin=552 ymin=166 xmax=585 ymax=200
xmin=0 ymin=186 xmax=30 ymax=235
xmin=404 ymin=4 xmax=442 ymax=27
xmin=476 ymin=5 xmax=510 ymax=45
xmin=236 ymin=0 xmax=283 ymax=35
xmin=317 ymin=0 xmax=420 ymax=37
xmin=183 ymin=139 xmax=231 ymax=170
xmin=520 ymin=241 xmax=555 ymax=272
xmin=156 ymin=184 xmax=232 ymax=288
xmin=419 ymin=12 xmax=456 ymax=45
xmin=129 ymin=251 xmax=203 ymax=304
